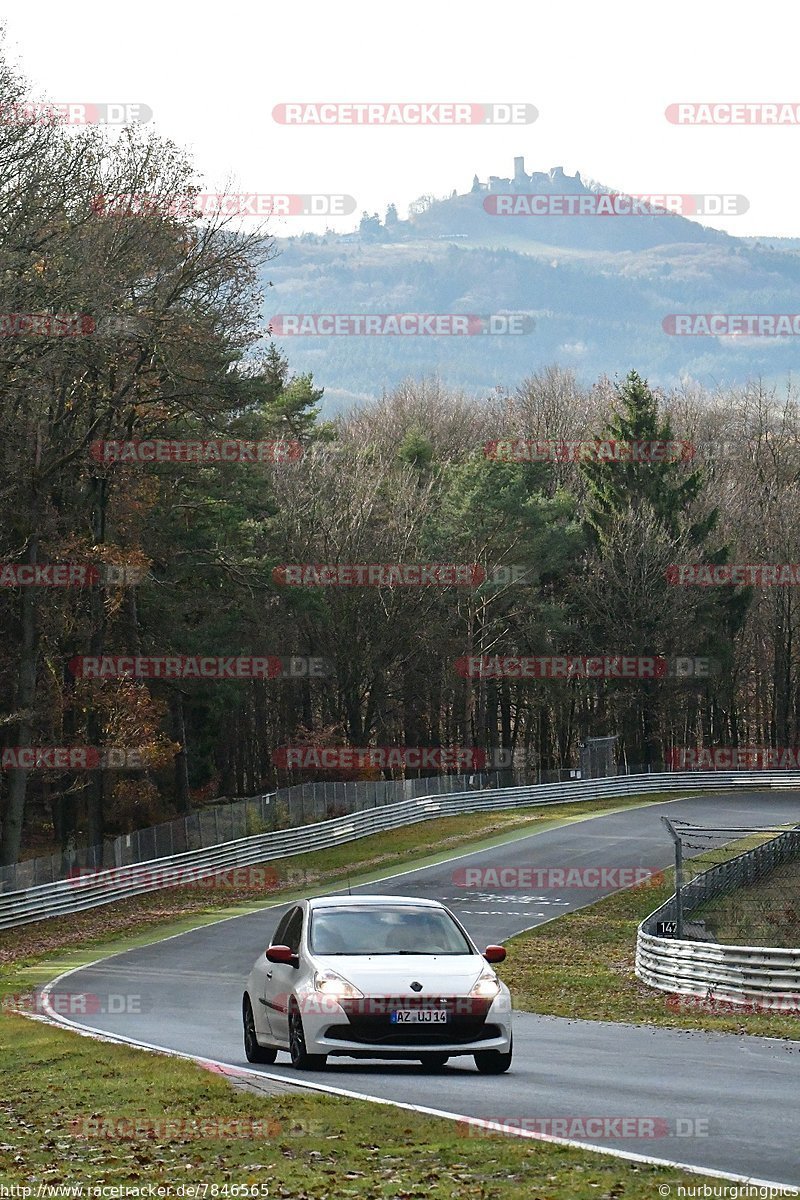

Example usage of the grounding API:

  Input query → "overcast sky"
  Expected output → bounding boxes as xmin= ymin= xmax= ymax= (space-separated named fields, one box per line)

xmin=3 ymin=1 xmax=798 ymax=238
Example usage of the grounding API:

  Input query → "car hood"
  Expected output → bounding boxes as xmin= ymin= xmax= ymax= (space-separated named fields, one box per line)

xmin=311 ymin=953 xmax=488 ymax=995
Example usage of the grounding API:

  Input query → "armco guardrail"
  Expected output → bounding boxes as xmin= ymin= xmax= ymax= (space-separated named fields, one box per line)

xmin=1 ymin=768 xmax=518 ymax=892
xmin=636 ymin=825 xmax=800 ymax=1007
xmin=2 ymin=770 xmax=799 ymax=930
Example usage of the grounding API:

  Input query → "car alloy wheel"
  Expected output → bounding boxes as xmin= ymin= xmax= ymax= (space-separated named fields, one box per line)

xmin=288 ymin=1002 xmax=327 ymax=1070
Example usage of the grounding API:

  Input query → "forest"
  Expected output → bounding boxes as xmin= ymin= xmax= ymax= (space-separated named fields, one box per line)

xmin=1 ymin=48 xmax=799 ymax=865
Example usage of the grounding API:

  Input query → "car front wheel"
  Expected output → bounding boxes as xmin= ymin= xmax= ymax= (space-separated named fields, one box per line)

xmin=288 ymin=1003 xmax=327 ymax=1070
xmin=474 ymin=1042 xmax=512 ymax=1074
xmin=243 ymin=995 xmax=278 ymax=1065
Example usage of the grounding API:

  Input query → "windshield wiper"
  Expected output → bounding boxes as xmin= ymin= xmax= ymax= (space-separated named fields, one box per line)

xmin=393 ymin=949 xmax=450 ymax=954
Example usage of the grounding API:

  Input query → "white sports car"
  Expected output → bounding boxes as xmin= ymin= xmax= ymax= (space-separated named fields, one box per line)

xmin=243 ymin=895 xmax=513 ymax=1072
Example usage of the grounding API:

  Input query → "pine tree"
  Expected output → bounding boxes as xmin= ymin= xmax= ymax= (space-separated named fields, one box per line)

xmin=581 ymin=369 xmax=714 ymax=545
xmin=577 ymin=369 xmax=749 ymax=767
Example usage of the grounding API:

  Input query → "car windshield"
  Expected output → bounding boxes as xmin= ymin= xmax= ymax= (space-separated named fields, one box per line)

xmin=309 ymin=905 xmax=473 ymax=956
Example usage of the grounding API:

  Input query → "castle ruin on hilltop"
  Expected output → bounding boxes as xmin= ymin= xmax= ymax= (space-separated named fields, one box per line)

xmin=472 ymin=157 xmax=586 ymax=194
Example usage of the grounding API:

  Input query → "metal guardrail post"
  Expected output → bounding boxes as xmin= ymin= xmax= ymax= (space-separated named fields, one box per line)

xmin=661 ymin=817 xmax=684 ymax=938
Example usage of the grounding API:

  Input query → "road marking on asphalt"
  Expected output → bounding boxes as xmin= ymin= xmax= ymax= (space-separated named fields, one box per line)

xmin=457 ymin=894 xmax=568 ymax=902
xmin=50 ymin=965 xmax=240 ymax=980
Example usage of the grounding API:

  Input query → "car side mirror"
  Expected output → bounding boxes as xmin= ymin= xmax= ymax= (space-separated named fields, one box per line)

xmin=266 ymin=944 xmax=300 ymax=967
xmin=483 ymin=944 xmax=506 ymax=963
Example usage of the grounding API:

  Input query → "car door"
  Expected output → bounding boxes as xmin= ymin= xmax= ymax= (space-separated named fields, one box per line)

xmin=257 ymin=907 xmax=294 ymax=1038
xmin=264 ymin=905 xmax=304 ymax=1044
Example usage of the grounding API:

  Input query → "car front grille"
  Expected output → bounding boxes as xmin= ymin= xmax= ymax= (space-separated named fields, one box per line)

xmin=329 ymin=995 xmax=496 ymax=1045
xmin=325 ymin=1023 xmax=503 ymax=1046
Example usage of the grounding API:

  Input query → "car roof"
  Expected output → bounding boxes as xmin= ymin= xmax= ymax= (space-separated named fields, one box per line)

xmin=305 ymin=895 xmax=445 ymax=910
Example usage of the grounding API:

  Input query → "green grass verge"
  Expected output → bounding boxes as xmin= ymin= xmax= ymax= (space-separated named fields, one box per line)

xmin=693 ymin=854 xmax=800 ymax=948
xmin=0 ymin=1012 xmax=726 ymax=1193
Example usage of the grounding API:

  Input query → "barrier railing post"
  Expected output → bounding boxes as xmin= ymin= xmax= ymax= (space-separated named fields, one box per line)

xmin=662 ymin=817 xmax=684 ymax=939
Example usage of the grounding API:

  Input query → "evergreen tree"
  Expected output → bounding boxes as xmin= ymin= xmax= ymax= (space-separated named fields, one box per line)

xmin=581 ymin=370 xmax=714 ymax=544
xmin=577 ymin=370 xmax=749 ymax=767
xmin=359 ymin=211 xmax=382 ymax=240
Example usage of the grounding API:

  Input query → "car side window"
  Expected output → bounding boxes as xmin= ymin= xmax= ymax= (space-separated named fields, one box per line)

xmin=283 ymin=907 xmax=304 ymax=954
xmin=271 ymin=909 xmax=293 ymax=946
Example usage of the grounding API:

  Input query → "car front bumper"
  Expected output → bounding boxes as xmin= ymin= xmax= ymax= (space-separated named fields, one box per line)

xmin=298 ymin=991 xmax=513 ymax=1058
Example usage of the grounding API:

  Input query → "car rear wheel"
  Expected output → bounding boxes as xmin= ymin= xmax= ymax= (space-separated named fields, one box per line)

xmin=419 ymin=1053 xmax=449 ymax=1070
xmin=288 ymin=1003 xmax=327 ymax=1070
xmin=243 ymin=995 xmax=278 ymax=1064
xmin=474 ymin=1043 xmax=512 ymax=1074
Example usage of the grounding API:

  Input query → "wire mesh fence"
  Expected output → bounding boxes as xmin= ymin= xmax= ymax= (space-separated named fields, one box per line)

xmin=1 ymin=767 xmax=525 ymax=893
xmin=652 ymin=820 xmax=800 ymax=946
xmin=0 ymin=757 xmax=724 ymax=895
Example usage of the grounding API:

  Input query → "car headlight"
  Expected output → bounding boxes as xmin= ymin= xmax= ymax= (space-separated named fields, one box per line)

xmin=312 ymin=969 xmax=364 ymax=999
xmin=469 ymin=969 xmax=501 ymax=999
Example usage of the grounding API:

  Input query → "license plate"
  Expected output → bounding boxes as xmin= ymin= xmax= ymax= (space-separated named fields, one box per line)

xmin=390 ymin=1009 xmax=448 ymax=1023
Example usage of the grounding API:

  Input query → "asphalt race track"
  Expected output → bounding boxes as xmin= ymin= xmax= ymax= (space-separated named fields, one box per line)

xmin=41 ymin=792 xmax=800 ymax=1186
